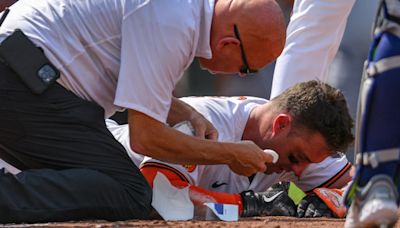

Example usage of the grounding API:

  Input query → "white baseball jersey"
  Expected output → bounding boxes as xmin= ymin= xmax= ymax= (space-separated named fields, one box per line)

xmin=0 ymin=0 xmax=214 ymax=119
xmin=107 ymin=96 xmax=351 ymax=193
xmin=270 ymin=0 xmax=356 ymax=98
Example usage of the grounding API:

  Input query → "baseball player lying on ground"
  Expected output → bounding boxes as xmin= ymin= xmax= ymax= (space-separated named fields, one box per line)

xmin=108 ymin=81 xmax=354 ymax=218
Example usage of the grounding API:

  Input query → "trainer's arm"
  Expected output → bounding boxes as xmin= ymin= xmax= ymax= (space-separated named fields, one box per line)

xmin=167 ymin=97 xmax=218 ymax=140
xmin=270 ymin=0 xmax=355 ymax=98
xmin=128 ymin=109 xmax=273 ymax=176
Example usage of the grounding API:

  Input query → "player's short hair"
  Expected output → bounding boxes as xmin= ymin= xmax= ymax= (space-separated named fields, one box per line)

xmin=271 ymin=80 xmax=354 ymax=152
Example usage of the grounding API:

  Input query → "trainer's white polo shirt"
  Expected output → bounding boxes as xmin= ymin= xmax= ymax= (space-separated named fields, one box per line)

xmin=0 ymin=0 xmax=214 ymax=119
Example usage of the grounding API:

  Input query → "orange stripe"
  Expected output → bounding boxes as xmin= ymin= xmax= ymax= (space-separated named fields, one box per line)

xmin=141 ymin=162 xmax=190 ymax=183
xmin=316 ymin=162 xmax=351 ymax=189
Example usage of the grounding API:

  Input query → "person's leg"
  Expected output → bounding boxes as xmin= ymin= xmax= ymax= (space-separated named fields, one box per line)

xmin=0 ymin=64 xmax=152 ymax=223
xmin=0 ymin=168 xmax=148 ymax=223
xmin=345 ymin=2 xmax=400 ymax=227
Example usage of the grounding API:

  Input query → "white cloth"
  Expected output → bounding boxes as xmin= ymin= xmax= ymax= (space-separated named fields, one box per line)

xmin=270 ymin=0 xmax=356 ymax=98
xmin=0 ymin=0 xmax=214 ymax=119
xmin=107 ymin=96 xmax=349 ymax=193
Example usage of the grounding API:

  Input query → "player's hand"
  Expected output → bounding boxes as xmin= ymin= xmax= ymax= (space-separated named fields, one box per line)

xmin=228 ymin=141 xmax=274 ymax=176
xmin=297 ymin=188 xmax=347 ymax=218
xmin=241 ymin=182 xmax=296 ymax=217
xmin=188 ymin=111 xmax=218 ymax=140
xmin=297 ymin=194 xmax=333 ymax=218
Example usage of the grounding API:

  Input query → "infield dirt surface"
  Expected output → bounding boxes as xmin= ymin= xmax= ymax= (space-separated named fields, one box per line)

xmin=2 ymin=213 xmax=399 ymax=228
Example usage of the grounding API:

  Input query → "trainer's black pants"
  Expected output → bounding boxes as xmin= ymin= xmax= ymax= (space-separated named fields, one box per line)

xmin=0 ymin=63 xmax=152 ymax=223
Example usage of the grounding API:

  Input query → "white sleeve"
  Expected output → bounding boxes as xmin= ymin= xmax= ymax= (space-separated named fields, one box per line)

xmin=270 ymin=0 xmax=356 ymax=98
xmin=106 ymin=119 xmax=145 ymax=167
xmin=294 ymin=155 xmax=351 ymax=192
xmin=114 ymin=3 xmax=194 ymax=123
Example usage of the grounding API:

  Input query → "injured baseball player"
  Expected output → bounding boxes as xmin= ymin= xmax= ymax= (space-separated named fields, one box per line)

xmin=107 ymin=80 xmax=355 ymax=219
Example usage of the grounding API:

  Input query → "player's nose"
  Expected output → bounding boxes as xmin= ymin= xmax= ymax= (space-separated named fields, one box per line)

xmin=291 ymin=163 xmax=309 ymax=177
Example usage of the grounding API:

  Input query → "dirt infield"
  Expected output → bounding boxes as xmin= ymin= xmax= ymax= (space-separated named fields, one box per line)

xmin=2 ymin=215 xmax=399 ymax=228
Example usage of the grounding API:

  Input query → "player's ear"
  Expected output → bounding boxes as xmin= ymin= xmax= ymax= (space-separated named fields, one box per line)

xmin=215 ymin=37 xmax=240 ymax=51
xmin=271 ymin=114 xmax=292 ymax=137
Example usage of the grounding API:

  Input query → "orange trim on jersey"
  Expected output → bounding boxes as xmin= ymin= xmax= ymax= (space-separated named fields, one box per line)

xmin=315 ymin=162 xmax=352 ymax=189
xmin=187 ymin=184 xmax=243 ymax=214
xmin=141 ymin=162 xmax=190 ymax=183
xmin=140 ymin=164 xmax=243 ymax=215
xmin=182 ymin=164 xmax=197 ymax=173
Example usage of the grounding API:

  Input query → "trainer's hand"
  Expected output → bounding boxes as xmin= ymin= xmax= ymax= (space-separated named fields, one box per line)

xmin=228 ymin=141 xmax=274 ymax=176
xmin=168 ymin=97 xmax=218 ymax=140
xmin=188 ymin=112 xmax=218 ymax=140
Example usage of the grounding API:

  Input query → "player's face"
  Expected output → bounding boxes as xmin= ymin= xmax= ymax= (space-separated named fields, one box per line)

xmin=264 ymin=130 xmax=332 ymax=177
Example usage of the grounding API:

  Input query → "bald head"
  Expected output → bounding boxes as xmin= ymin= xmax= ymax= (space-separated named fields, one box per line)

xmin=198 ymin=0 xmax=286 ymax=75
xmin=234 ymin=0 xmax=286 ymax=66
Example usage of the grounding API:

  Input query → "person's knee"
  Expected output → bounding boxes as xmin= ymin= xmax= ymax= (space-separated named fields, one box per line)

xmin=0 ymin=168 xmax=153 ymax=222
xmin=119 ymin=171 xmax=153 ymax=219
xmin=132 ymin=181 xmax=153 ymax=218
xmin=62 ymin=168 xmax=153 ymax=220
